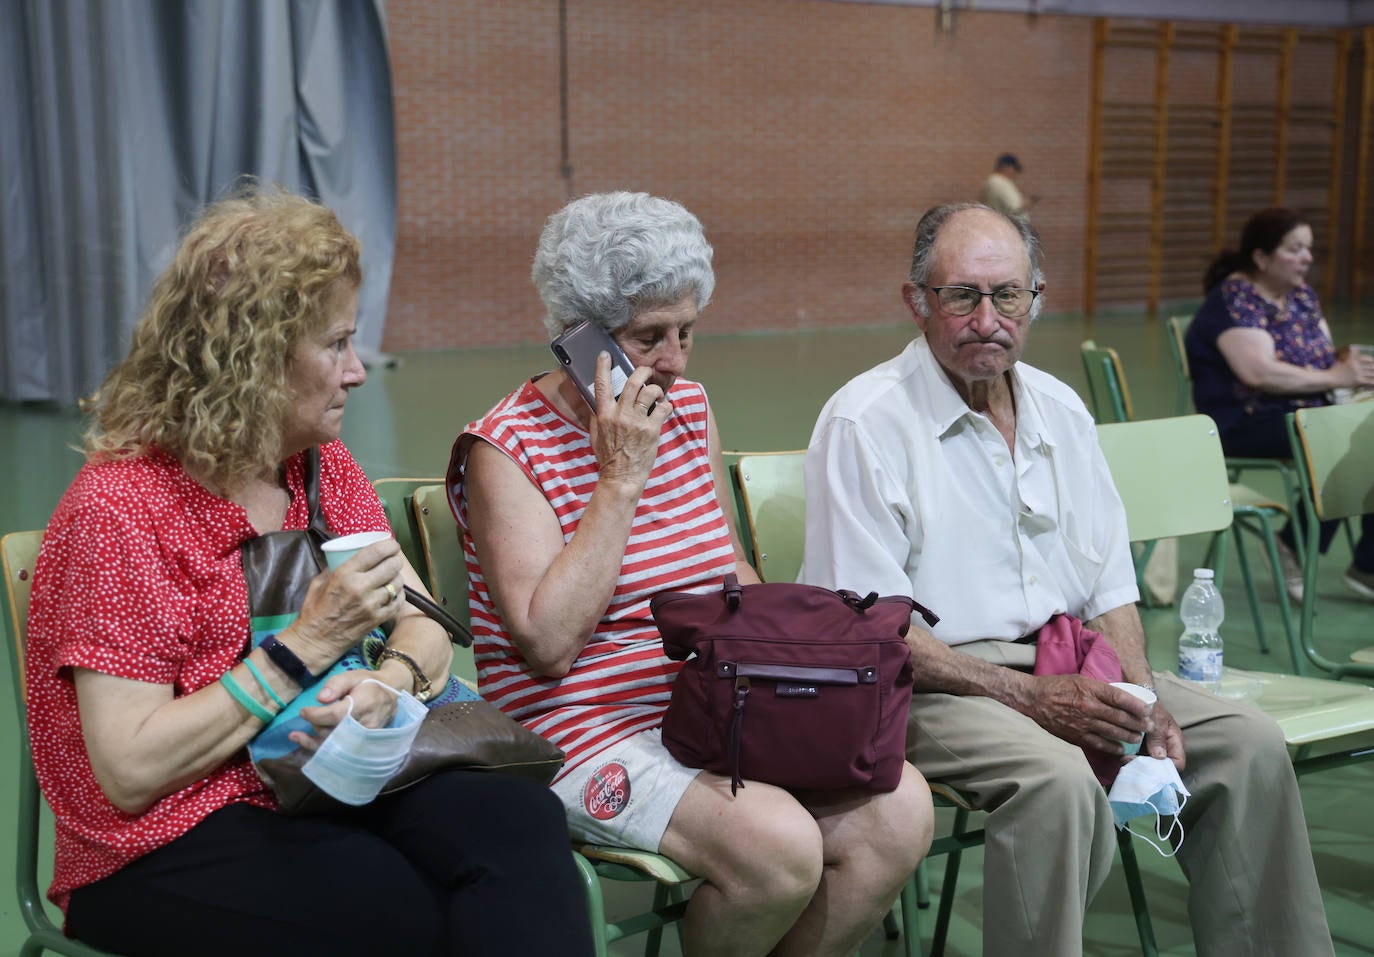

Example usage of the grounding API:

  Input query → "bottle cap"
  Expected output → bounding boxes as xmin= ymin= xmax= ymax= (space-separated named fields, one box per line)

xmin=1192 ymin=568 xmax=1214 ymax=580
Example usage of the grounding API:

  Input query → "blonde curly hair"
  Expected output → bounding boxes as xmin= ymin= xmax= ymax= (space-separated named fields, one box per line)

xmin=84 ymin=186 xmax=362 ymax=490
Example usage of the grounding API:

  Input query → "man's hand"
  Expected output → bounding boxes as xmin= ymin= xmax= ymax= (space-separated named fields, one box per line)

xmin=1022 ymin=674 xmax=1150 ymax=755
xmin=1141 ymin=700 xmax=1186 ymax=771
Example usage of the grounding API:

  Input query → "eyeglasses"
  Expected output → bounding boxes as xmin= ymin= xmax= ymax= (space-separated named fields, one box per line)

xmin=923 ymin=284 xmax=1039 ymax=319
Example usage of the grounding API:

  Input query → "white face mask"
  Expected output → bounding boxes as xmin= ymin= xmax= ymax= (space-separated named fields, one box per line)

xmin=302 ymin=678 xmax=427 ymax=806
xmin=1107 ymin=756 xmax=1191 ymax=858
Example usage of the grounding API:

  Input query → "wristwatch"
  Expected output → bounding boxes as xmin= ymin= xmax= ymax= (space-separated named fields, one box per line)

xmin=260 ymin=634 xmax=315 ymax=686
xmin=379 ymin=647 xmax=433 ymax=702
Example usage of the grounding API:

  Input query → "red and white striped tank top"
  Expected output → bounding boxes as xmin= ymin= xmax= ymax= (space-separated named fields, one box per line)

xmin=453 ymin=377 xmax=737 ymax=777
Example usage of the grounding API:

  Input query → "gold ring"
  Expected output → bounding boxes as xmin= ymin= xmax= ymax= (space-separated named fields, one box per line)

xmin=385 ymin=583 xmax=398 ymax=603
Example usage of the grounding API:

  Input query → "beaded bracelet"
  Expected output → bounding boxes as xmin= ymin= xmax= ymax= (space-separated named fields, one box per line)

xmin=219 ymin=671 xmax=275 ymax=723
xmin=242 ymin=658 xmax=288 ymax=709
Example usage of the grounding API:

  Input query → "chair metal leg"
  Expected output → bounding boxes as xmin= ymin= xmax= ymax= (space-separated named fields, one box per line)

xmin=1115 ymin=828 xmax=1158 ymax=957
xmin=900 ymin=875 xmax=922 ymax=957
xmin=915 ymin=858 xmax=931 ymax=908
xmin=1230 ymin=524 xmax=1270 ymax=654
xmin=1243 ymin=513 xmax=1302 ymax=674
xmin=643 ymin=882 xmax=671 ymax=957
xmin=574 ymin=852 xmax=612 ymax=957
xmin=930 ymin=807 xmax=970 ymax=957
xmin=882 ymin=906 xmax=901 ymax=940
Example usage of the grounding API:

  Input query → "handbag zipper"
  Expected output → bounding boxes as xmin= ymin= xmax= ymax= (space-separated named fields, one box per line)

xmin=728 ymin=676 xmax=750 ymax=796
xmin=718 ymin=661 xmax=877 ymax=685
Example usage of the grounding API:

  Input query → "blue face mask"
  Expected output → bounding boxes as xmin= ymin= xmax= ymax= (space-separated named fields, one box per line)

xmin=1107 ymin=756 xmax=1191 ymax=858
xmin=302 ymin=679 xmax=427 ymax=806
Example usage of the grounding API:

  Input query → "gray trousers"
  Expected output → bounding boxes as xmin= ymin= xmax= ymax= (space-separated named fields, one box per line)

xmin=907 ymin=643 xmax=1333 ymax=957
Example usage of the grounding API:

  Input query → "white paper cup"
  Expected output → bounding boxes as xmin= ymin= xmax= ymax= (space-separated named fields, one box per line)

xmin=321 ymin=530 xmax=391 ymax=570
xmin=1111 ymin=681 xmax=1157 ymax=755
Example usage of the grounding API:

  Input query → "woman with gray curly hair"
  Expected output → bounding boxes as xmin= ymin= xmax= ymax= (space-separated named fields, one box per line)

xmin=26 ymin=187 xmax=591 ymax=956
xmin=450 ymin=191 xmax=932 ymax=956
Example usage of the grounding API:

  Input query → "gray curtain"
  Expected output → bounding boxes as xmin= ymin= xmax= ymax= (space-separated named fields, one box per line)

xmin=0 ymin=0 xmax=397 ymax=405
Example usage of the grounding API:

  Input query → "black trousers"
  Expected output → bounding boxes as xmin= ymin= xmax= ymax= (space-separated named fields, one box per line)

xmin=66 ymin=770 xmax=594 ymax=957
xmin=1220 ymin=409 xmax=1374 ymax=571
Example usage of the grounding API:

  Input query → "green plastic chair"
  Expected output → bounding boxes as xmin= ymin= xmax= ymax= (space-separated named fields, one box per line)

xmin=1163 ymin=315 xmax=1193 ymax=417
xmin=410 ymin=484 xmax=477 ymax=686
xmin=372 ymin=476 xmax=438 ymax=575
xmin=1101 ymin=415 xmax=1374 ymax=778
xmin=1080 ymin=340 xmax=1134 ymax=425
xmin=1286 ymin=404 xmax=1374 ymax=682
xmin=732 ymin=453 xmax=1156 ymax=957
xmin=3 ymin=530 xmax=124 ymax=957
xmin=406 ymin=486 xmax=696 ymax=956
xmin=1080 ymin=341 xmax=1296 ymax=660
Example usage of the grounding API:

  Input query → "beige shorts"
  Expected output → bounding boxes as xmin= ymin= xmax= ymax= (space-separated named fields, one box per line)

xmin=551 ymin=728 xmax=700 ymax=853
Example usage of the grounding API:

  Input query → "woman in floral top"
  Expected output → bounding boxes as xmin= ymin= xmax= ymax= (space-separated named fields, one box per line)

xmin=1185 ymin=206 xmax=1374 ymax=601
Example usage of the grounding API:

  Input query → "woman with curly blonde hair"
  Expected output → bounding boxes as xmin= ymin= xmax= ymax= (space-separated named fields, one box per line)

xmin=27 ymin=187 xmax=591 ymax=956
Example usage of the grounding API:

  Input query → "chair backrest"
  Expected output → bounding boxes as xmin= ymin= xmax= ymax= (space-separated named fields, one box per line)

xmin=1289 ymin=402 xmax=1374 ymax=522
xmin=1164 ymin=315 xmax=1193 ymax=415
xmin=732 ymin=452 xmax=806 ymax=584
xmin=2 ymin=530 xmax=42 ymax=704
xmin=1079 ymin=340 xmax=1134 ymax=423
xmin=411 ymin=485 xmax=477 ymax=684
xmin=371 ymin=477 xmax=441 ymax=578
xmin=1096 ymin=415 xmax=1234 ymax=542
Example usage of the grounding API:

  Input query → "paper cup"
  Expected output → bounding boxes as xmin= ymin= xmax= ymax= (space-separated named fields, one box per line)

xmin=1111 ymin=681 xmax=1157 ymax=756
xmin=321 ymin=530 xmax=391 ymax=570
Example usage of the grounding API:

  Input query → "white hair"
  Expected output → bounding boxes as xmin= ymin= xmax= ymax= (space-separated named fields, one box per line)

xmin=532 ymin=191 xmax=715 ymax=338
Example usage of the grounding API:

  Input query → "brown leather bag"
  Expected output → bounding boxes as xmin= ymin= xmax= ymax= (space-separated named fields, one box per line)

xmin=254 ymin=695 xmax=566 ymax=815
xmin=243 ymin=447 xmax=564 ymax=815
xmin=652 ymin=574 xmax=935 ymax=795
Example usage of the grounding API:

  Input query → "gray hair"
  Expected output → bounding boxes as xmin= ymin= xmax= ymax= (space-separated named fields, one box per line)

xmin=532 ymin=191 xmax=715 ymax=338
xmin=907 ymin=203 xmax=1045 ymax=322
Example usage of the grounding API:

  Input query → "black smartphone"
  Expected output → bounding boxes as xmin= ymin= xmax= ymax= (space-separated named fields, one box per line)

xmin=550 ymin=321 xmax=635 ymax=410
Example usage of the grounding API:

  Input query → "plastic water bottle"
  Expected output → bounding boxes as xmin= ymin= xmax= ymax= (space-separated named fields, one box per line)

xmin=1178 ymin=568 xmax=1223 ymax=691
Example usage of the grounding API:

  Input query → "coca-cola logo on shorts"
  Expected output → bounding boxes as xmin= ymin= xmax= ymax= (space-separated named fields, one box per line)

xmin=583 ymin=762 xmax=631 ymax=821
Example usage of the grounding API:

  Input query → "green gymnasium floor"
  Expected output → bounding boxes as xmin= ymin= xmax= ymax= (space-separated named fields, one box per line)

xmin=2 ymin=306 xmax=1371 ymax=955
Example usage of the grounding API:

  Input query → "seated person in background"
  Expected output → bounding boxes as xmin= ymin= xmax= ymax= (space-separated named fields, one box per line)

xmin=802 ymin=202 xmax=1332 ymax=957
xmin=26 ymin=187 xmax=591 ymax=957
xmin=1186 ymin=206 xmax=1374 ymax=601
xmin=450 ymin=191 xmax=932 ymax=957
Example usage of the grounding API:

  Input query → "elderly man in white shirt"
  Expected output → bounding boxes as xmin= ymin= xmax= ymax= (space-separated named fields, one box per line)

xmin=802 ymin=203 xmax=1332 ymax=957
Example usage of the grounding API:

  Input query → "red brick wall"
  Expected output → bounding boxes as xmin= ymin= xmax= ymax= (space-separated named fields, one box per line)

xmin=387 ymin=0 xmax=1352 ymax=351
xmin=385 ymin=1 xmax=1096 ymax=350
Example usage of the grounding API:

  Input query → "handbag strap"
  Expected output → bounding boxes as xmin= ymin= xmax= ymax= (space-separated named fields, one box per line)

xmin=717 ymin=573 xmax=940 ymax=627
xmin=309 ymin=447 xmax=474 ymax=647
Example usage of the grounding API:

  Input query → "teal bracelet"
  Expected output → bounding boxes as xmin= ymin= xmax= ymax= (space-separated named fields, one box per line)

xmin=242 ymin=658 xmax=288 ymax=710
xmin=219 ymin=671 xmax=275 ymax=723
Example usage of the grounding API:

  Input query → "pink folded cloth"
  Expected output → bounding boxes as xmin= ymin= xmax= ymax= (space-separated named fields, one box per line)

xmin=1031 ymin=614 xmax=1126 ymax=786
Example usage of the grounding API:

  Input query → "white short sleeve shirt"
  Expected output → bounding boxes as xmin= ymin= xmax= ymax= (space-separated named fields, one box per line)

xmin=801 ymin=337 xmax=1139 ymax=645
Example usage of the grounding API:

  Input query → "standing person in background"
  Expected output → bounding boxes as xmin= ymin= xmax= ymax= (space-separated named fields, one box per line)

xmin=981 ymin=153 xmax=1036 ymax=220
xmin=1185 ymin=206 xmax=1374 ymax=601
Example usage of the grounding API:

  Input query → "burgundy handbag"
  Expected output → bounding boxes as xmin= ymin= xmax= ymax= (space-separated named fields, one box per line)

xmin=651 ymin=574 xmax=937 ymax=794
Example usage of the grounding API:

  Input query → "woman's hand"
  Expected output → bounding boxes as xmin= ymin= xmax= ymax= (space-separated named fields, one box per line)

xmin=1332 ymin=346 xmax=1374 ymax=388
xmin=286 ymin=539 xmax=407 ymax=673
xmin=589 ymin=352 xmax=673 ymax=491
xmin=289 ymin=670 xmax=401 ymax=752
